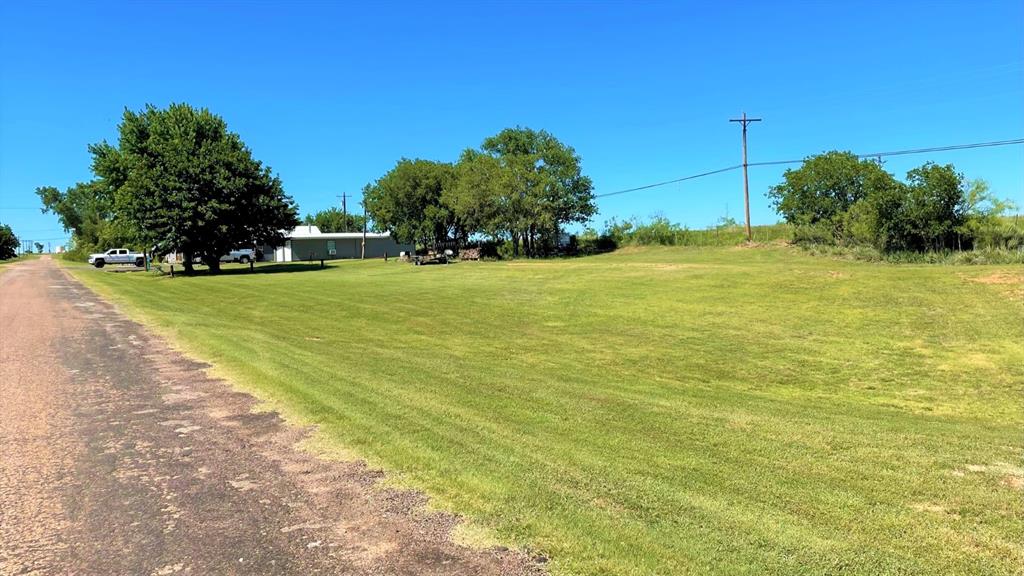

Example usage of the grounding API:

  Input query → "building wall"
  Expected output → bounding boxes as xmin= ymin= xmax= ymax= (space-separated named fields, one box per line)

xmin=283 ymin=237 xmax=412 ymax=261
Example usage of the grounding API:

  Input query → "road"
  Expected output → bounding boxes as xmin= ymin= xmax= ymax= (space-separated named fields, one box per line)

xmin=0 ymin=257 xmax=536 ymax=576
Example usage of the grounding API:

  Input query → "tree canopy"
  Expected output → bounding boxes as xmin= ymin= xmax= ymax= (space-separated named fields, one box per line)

xmin=37 ymin=180 xmax=131 ymax=259
xmin=363 ymin=127 xmax=595 ymax=256
xmin=0 ymin=223 xmax=18 ymax=260
xmin=767 ymin=151 xmax=898 ymax=235
xmin=478 ymin=127 xmax=595 ymax=256
xmin=770 ymin=153 xmax=1013 ymax=252
xmin=363 ymin=159 xmax=458 ymax=247
xmin=73 ymin=103 xmax=299 ymax=272
xmin=302 ymin=208 xmax=367 ymax=233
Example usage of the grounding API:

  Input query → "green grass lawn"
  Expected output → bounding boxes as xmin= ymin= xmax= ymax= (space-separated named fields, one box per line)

xmin=67 ymin=247 xmax=1024 ymax=575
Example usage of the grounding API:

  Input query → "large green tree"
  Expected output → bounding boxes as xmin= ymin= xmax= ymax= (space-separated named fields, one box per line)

xmin=302 ymin=207 xmax=367 ymax=233
xmin=477 ymin=127 xmax=595 ymax=256
xmin=443 ymin=149 xmax=507 ymax=240
xmin=363 ymin=159 xmax=458 ymax=247
xmin=771 ymin=153 xmax=1010 ymax=253
xmin=0 ymin=223 xmax=18 ymax=260
xmin=363 ymin=128 xmax=594 ymax=256
xmin=92 ymin=103 xmax=298 ymax=272
xmin=862 ymin=163 xmax=969 ymax=252
xmin=767 ymin=151 xmax=898 ymax=238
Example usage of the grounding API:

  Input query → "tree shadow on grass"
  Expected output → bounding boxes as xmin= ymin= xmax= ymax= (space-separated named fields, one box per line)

xmin=164 ymin=261 xmax=339 ymax=277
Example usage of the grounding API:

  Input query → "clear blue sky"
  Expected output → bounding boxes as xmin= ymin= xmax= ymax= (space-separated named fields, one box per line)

xmin=2 ymin=1 xmax=1022 ymax=248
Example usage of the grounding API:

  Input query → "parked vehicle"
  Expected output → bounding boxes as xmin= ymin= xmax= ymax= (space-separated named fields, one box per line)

xmin=88 ymin=248 xmax=146 ymax=268
xmin=411 ymin=249 xmax=453 ymax=266
xmin=223 ymin=248 xmax=256 ymax=264
xmin=192 ymin=248 xmax=257 ymax=265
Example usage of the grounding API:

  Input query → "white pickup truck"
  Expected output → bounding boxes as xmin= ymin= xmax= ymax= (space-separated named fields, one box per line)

xmin=191 ymin=248 xmax=257 ymax=265
xmin=88 ymin=248 xmax=146 ymax=268
xmin=222 ymin=248 xmax=256 ymax=264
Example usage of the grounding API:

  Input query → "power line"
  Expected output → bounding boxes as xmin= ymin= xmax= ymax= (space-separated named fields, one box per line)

xmin=596 ymin=138 xmax=1024 ymax=199
xmin=595 ymin=165 xmax=741 ymax=198
xmin=747 ymin=138 xmax=1024 ymax=168
xmin=858 ymin=138 xmax=1024 ymax=159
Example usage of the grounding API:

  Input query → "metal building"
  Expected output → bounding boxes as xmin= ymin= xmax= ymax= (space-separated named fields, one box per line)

xmin=272 ymin=226 xmax=411 ymax=262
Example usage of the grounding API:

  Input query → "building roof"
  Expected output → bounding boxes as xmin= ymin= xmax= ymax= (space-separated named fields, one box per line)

xmin=285 ymin=225 xmax=394 ymax=240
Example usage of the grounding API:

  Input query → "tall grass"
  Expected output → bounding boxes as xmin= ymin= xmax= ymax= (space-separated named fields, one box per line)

xmin=580 ymin=217 xmax=792 ymax=252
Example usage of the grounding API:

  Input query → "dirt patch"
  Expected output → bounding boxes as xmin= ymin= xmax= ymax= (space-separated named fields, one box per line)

xmin=910 ymin=502 xmax=959 ymax=518
xmin=911 ymin=502 xmax=946 ymax=513
xmin=971 ymin=272 xmax=1024 ymax=286
xmin=1001 ymin=475 xmax=1024 ymax=491
xmin=731 ymin=239 xmax=791 ymax=250
xmin=967 ymin=271 xmax=1024 ymax=302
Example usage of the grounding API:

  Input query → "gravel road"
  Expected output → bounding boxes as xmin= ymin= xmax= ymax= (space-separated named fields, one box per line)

xmin=0 ymin=257 xmax=537 ymax=576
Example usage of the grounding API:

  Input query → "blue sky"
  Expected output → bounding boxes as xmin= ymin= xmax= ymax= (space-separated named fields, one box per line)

xmin=1 ymin=1 xmax=1022 ymax=248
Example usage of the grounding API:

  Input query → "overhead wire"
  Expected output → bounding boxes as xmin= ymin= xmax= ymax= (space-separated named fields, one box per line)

xmin=595 ymin=138 xmax=1024 ymax=199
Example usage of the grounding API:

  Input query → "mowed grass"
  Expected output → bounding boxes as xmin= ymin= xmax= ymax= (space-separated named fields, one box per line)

xmin=67 ymin=247 xmax=1024 ymax=575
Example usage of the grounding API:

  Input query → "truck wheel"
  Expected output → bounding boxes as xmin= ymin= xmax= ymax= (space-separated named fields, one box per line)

xmin=135 ymin=257 xmax=145 ymax=267
xmin=239 ymin=256 xmax=250 ymax=265
xmin=94 ymin=259 xmax=105 ymax=268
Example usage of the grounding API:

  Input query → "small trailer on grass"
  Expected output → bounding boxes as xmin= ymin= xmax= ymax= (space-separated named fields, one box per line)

xmin=409 ymin=249 xmax=454 ymax=266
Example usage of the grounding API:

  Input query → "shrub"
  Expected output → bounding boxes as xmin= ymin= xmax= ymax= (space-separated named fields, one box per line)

xmin=792 ymin=223 xmax=835 ymax=245
xmin=768 ymin=151 xmax=898 ymax=240
xmin=577 ymin=228 xmax=618 ymax=254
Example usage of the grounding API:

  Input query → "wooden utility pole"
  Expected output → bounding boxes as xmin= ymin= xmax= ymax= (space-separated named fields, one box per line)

xmin=729 ymin=112 xmax=761 ymax=242
xmin=361 ymin=200 xmax=366 ymax=259
xmin=336 ymin=192 xmax=350 ymax=231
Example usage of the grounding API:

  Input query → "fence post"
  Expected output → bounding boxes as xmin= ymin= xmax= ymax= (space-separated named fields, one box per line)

xmin=170 ymin=264 xmax=175 ymax=278
xmin=320 ymin=259 xmax=324 ymax=268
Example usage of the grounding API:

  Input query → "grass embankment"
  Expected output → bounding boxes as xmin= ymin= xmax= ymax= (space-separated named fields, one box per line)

xmin=67 ymin=247 xmax=1024 ymax=575
xmin=0 ymin=253 xmax=41 ymax=274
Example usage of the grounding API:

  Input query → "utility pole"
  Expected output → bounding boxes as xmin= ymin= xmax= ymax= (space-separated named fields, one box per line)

xmin=361 ymin=200 xmax=366 ymax=259
xmin=336 ymin=192 xmax=350 ymax=231
xmin=729 ymin=112 xmax=762 ymax=242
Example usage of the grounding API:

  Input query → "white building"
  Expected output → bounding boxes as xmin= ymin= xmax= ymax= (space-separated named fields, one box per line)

xmin=271 ymin=226 xmax=412 ymax=262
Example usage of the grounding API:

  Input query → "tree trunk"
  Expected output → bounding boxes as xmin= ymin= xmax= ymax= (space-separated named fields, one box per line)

xmin=511 ymin=231 xmax=519 ymax=257
xmin=206 ymin=258 xmax=221 ymax=274
xmin=182 ymin=251 xmax=195 ymax=274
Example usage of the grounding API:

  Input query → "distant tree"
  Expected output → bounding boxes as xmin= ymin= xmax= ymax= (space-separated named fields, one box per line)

xmin=363 ymin=159 xmax=458 ymax=247
xmin=899 ymin=163 xmax=968 ymax=251
xmin=34 ymin=242 xmax=44 ymax=253
xmin=36 ymin=181 xmax=134 ymax=258
xmin=302 ymin=208 xmax=367 ymax=233
xmin=715 ymin=215 xmax=740 ymax=230
xmin=957 ymin=179 xmax=1018 ymax=250
xmin=767 ymin=151 xmax=898 ymax=239
xmin=0 ymin=223 xmax=17 ymax=260
xmin=845 ymin=163 xmax=970 ymax=252
xmin=477 ymin=127 xmax=595 ymax=256
xmin=363 ymin=127 xmax=594 ymax=256
xmin=92 ymin=103 xmax=298 ymax=273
